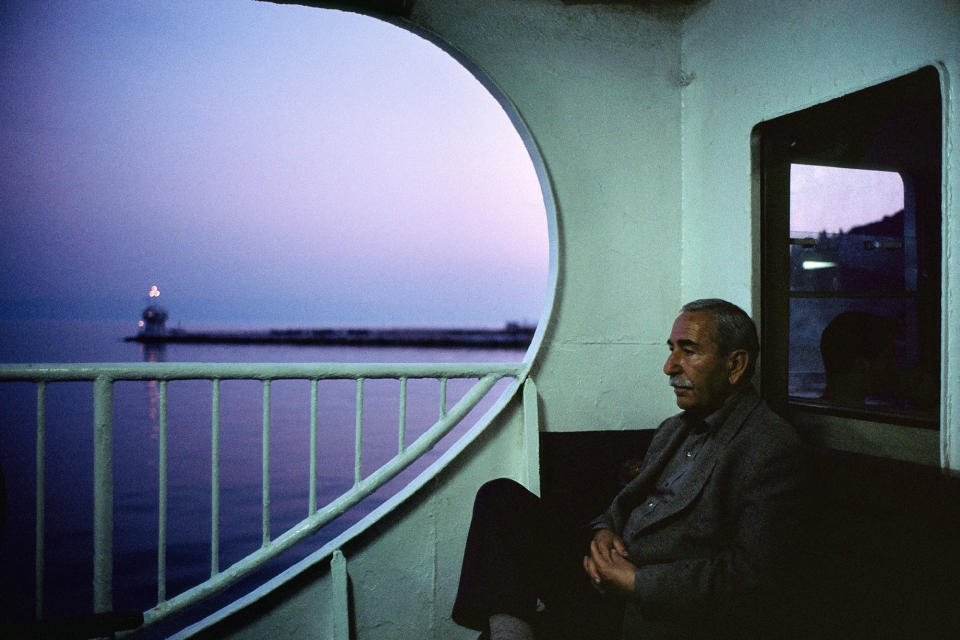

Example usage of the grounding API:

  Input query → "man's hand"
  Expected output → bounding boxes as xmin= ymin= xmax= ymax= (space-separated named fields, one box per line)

xmin=583 ymin=529 xmax=636 ymax=597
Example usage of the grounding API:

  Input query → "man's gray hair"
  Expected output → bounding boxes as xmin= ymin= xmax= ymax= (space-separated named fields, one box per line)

xmin=681 ymin=298 xmax=759 ymax=380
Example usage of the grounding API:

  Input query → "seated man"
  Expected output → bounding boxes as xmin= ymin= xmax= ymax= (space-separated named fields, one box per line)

xmin=452 ymin=299 xmax=805 ymax=639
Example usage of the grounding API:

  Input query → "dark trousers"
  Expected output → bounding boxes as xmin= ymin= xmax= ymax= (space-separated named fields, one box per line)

xmin=452 ymin=478 xmax=623 ymax=639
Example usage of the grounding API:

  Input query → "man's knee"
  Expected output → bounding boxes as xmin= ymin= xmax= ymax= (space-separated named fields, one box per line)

xmin=472 ymin=478 xmax=539 ymax=520
xmin=476 ymin=477 xmax=530 ymax=504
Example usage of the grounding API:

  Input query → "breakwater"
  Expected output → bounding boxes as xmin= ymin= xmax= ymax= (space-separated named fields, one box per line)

xmin=125 ymin=323 xmax=535 ymax=349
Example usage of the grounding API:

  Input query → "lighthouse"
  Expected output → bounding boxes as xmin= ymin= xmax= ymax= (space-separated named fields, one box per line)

xmin=139 ymin=285 xmax=168 ymax=336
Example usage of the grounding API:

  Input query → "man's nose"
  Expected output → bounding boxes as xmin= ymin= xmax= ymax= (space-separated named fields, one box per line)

xmin=664 ymin=351 xmax=679 ymax=375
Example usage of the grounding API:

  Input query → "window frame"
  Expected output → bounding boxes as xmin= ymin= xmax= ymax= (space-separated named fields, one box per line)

xmin=756 ymin=67 xmax=942 ymax=429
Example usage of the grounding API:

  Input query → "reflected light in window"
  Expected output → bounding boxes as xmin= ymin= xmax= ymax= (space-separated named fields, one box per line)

xmin=802 ymin=260 xmax=837 ymax=270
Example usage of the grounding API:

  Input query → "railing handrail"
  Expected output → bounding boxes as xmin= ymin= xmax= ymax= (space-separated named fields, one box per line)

xmin=1 ymin=360 xmax=525 ymax=634
xmin=0 ymin=361 xmax=524 ymax=381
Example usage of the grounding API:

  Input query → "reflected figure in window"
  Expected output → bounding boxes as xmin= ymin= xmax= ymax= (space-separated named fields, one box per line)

xmin=819 ymin=312 xmax=900 ymax=407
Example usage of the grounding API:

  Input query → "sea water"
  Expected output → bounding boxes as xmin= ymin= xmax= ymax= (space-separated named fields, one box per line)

xmin=0 ymin=319 xmax=523 ymax=630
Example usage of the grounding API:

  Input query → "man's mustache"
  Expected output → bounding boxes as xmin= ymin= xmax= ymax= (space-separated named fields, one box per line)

xmin=669 ymin=376 xmax=694 ymax=389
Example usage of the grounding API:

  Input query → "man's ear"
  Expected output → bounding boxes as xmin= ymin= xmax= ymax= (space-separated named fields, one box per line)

xmin=727 ymin=349 xmax=750 ymax=386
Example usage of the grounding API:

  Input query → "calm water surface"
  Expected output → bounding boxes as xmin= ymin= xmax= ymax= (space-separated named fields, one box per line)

xmin=0 ymin=320 xmax=523 ymax=631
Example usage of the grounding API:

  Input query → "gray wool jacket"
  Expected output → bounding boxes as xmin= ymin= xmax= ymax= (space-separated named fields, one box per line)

xmin=591 ymin=387 xmax=806 ymax=639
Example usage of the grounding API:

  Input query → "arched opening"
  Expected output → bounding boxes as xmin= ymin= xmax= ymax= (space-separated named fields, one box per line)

xmin=0 ymin=1 xmax=556 ymax=631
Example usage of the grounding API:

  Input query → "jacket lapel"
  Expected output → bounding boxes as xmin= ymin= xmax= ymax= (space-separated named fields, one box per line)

xmin=634 ymin=390 xmax=762 ymax=531
xmin=609 ymin=414 xmax=689 ymax=531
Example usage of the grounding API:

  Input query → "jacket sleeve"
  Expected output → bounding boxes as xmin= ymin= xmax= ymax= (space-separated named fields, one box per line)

xmin=589 ymin=511 xmax=617 ymax=532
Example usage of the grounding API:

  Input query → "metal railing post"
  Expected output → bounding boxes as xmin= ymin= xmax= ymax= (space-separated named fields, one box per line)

xmin=331 ymin=549 xmax=349 ymax=640
xmin=522 ymin=378 xmax=540 ymax=496
xmin=158 ymin=380 xmax=168 ymax=603
xmin=309 ymin=379 xmax=318 ymax=516
xmin=262 ymin=380 xmax=271 ymax=547
xmin=92 ymin=375 xmax=114 ymax=613
xmin=354 ymin=379 xmax=364 ymax=486
xmin=211 ymin=379 xmax=221 ymax=574
xmin=398 ymin=377 xmax=407 ymax=453
xmin=35 ymin=382 xmax=46 ymax=619
xmin=439 ymin=377 xmax=448 ymax=418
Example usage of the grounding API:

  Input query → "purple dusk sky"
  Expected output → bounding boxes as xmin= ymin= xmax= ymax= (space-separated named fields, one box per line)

xmin=790 ymin=164 xmax=904 ymax=236
xmin=0 ymin=1 xmax=549 ymax=328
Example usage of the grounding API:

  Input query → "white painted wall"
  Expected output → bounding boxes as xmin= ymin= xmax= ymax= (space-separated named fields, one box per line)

xmin=413 ymin=0 xmax=687 ymax=433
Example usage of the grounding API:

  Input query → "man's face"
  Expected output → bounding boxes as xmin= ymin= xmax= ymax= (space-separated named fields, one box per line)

xmin=663 ymin=311 xmax=736 ymax=413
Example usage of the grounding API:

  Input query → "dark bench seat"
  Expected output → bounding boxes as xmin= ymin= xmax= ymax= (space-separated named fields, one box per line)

xmin=540 ymin=431 xmax=960 ymax=638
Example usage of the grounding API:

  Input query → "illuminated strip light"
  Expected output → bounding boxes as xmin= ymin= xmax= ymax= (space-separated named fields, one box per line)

xmin=802 ymin=260 xmax=837 ymax=270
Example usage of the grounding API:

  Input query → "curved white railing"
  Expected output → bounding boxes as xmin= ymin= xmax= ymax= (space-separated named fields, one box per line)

xmin=0 ymin=361 xmax=526 ymax=634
